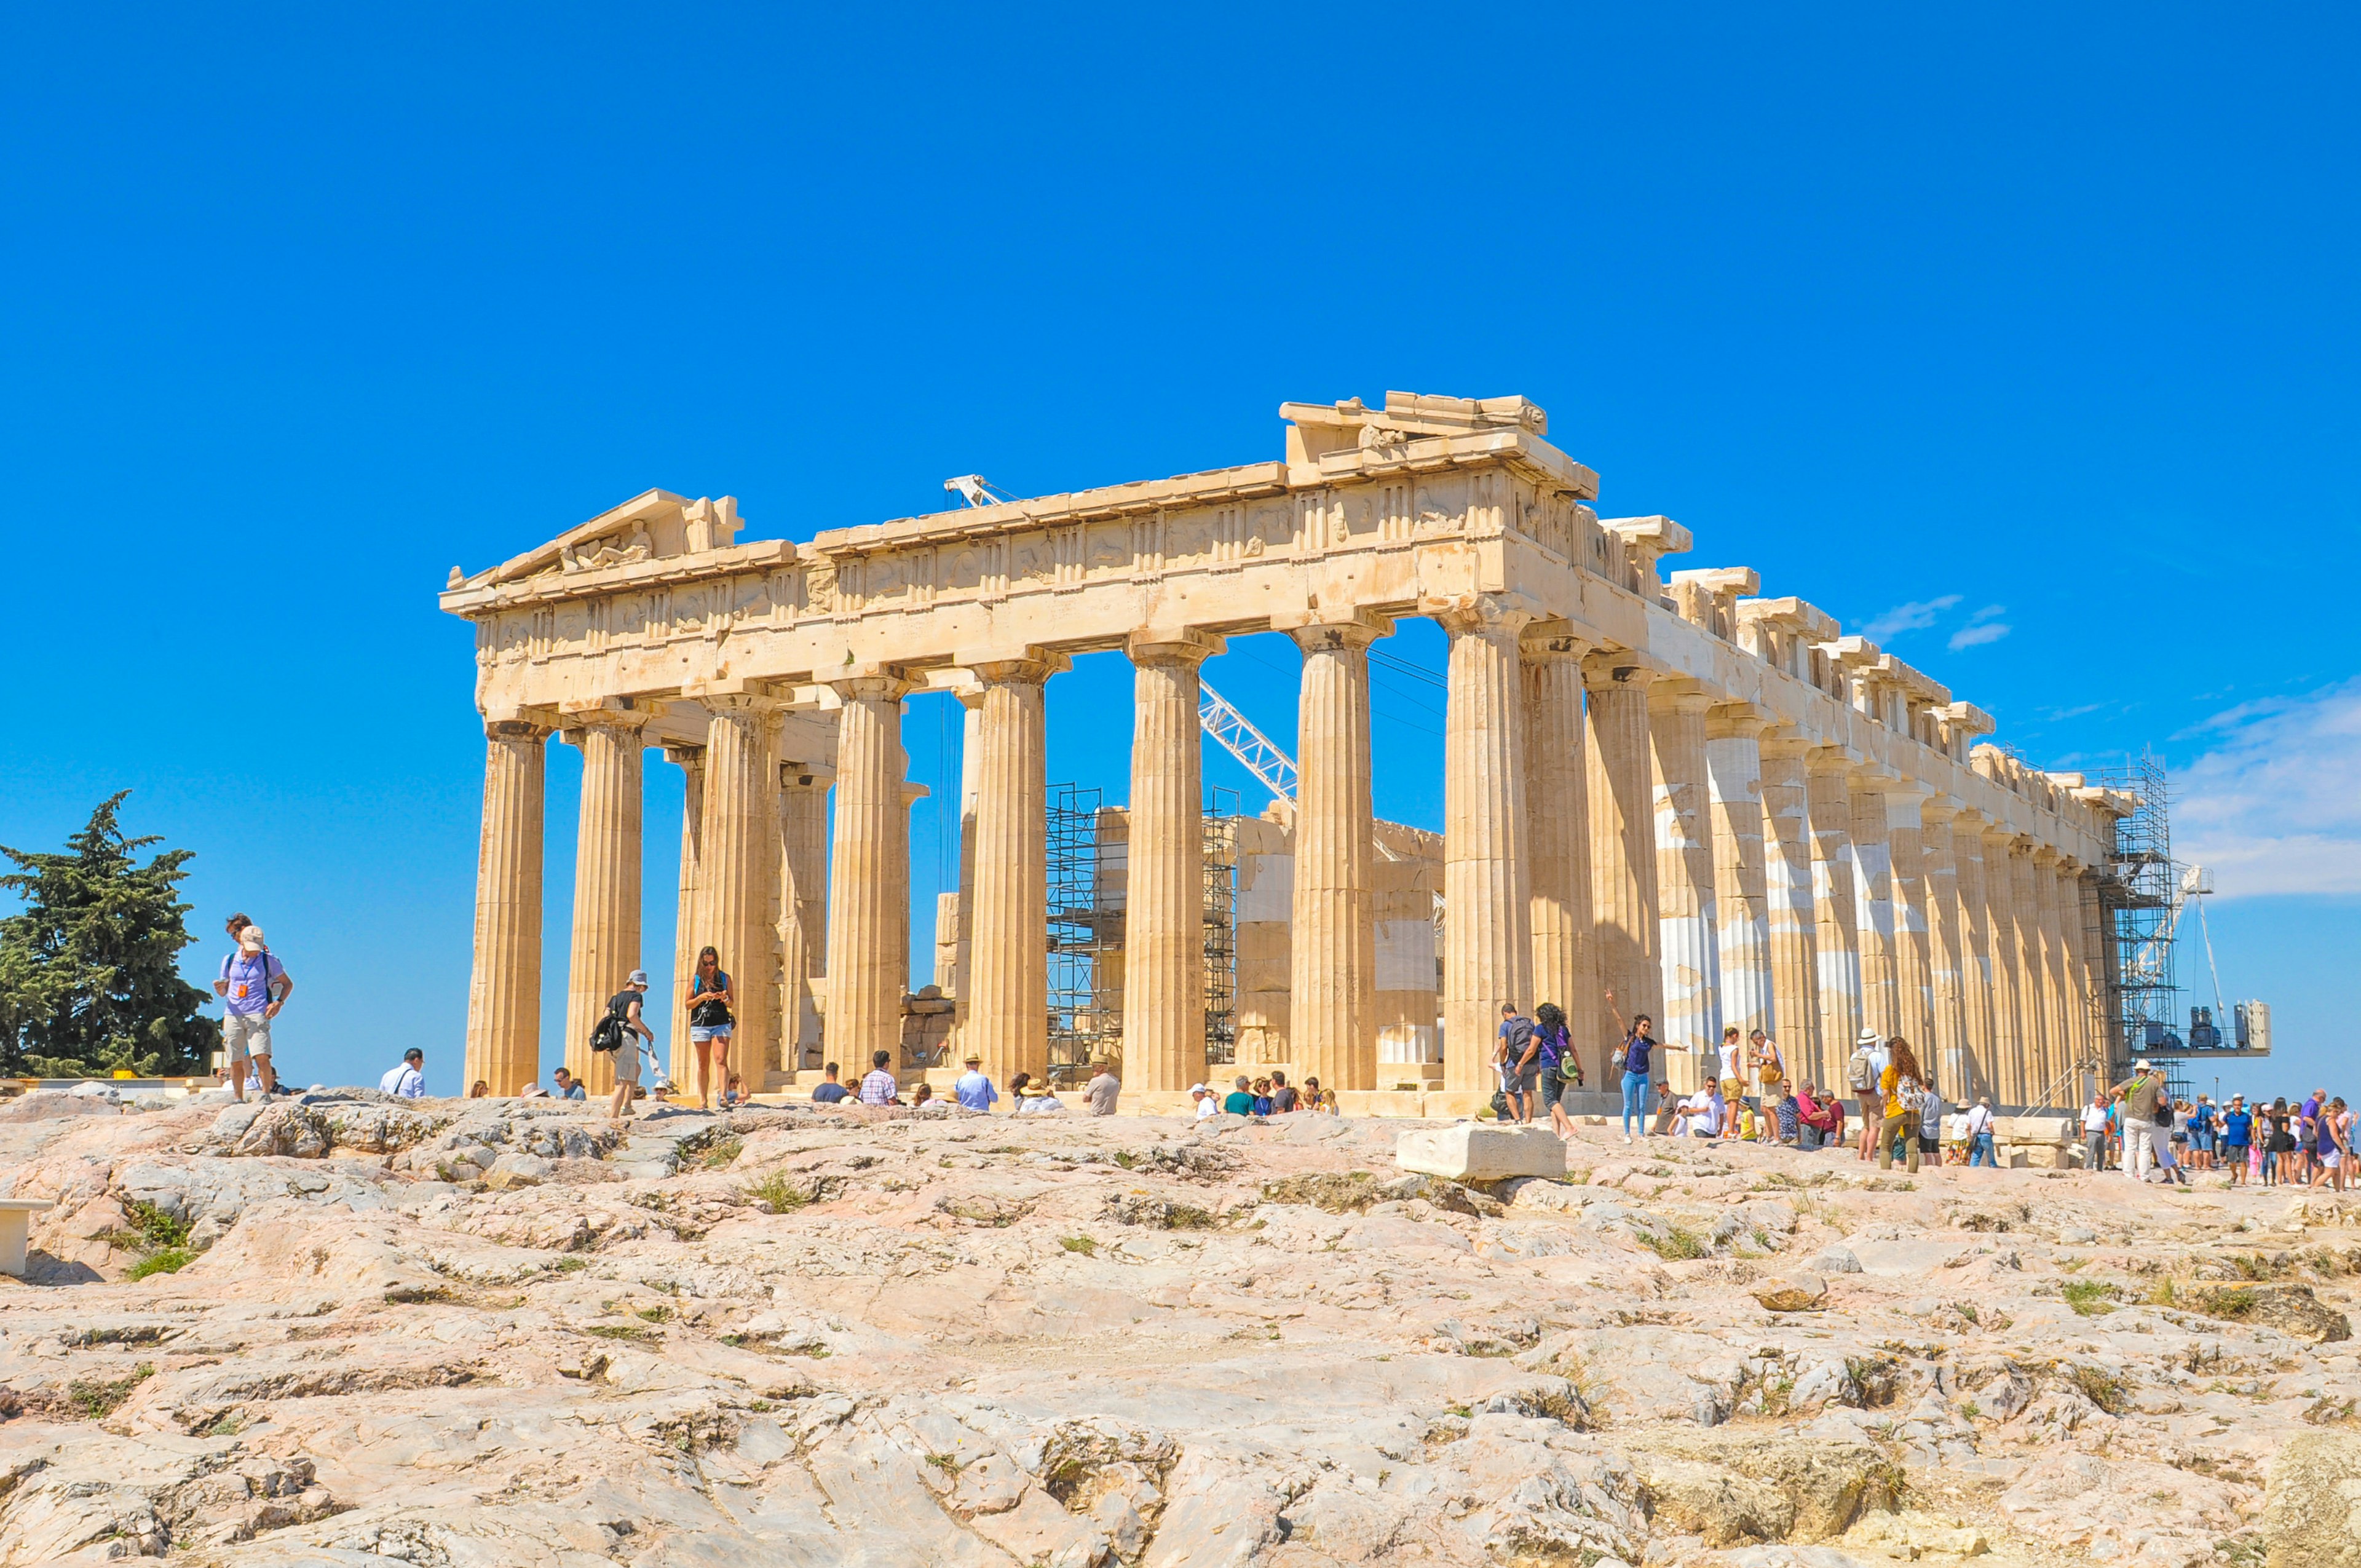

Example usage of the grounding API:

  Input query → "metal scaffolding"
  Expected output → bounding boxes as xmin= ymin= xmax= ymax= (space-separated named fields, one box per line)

xmin=2097 ymin=749 xmax=2180 ymax=1093
xmin=1045 ymin=784 xmax=1119 ymax=1088
xmin=1203 ymin=786 xmax=1241 ymax=1066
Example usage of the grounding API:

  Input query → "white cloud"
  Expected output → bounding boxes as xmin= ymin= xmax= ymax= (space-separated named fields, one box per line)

xmin=1862 ymin=594 xmax=1961 ymax=641
xmin=2175 ymin=676 xmax=2361 ymax=897
xmin=1947 ymin=604 xmax=2011 ymax=650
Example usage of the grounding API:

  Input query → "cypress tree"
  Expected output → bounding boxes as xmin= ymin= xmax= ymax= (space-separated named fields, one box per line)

xmin=0 ymin=792 xmax=218 ymax=1078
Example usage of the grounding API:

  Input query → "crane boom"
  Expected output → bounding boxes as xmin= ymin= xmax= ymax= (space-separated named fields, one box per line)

xmin=1198 ymin=680 xmax=1297 ymax=815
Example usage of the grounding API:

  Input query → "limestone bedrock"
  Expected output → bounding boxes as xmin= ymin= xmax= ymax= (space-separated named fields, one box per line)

xmin=1 ymin=1086 xmax=2351 ymax=1567
xmin=1395 ymin=1122 xmax=1568 ymax=1182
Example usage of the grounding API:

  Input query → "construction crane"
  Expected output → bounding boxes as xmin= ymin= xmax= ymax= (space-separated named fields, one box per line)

xmin=2124 ymin=863 xmax=2213 ymax=995
xmin=1198 ymin=681 xmax=1296 ymax=818
xmin=943 ymin=474 xmax=1018 ymax=508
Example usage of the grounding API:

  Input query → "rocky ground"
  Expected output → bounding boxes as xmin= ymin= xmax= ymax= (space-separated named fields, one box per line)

xmin=3 ymin=1088 xmax=2358 ymax=1567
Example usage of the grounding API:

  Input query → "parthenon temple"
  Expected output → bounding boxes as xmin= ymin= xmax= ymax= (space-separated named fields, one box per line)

xmin=443 ymin=391 xmax=2124 ymax=1115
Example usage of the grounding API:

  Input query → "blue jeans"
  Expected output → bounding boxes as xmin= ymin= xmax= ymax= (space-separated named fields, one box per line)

xmin=1969 ymin=1131 xmax=1996 ymax=1167
xmin=1621 ymin=1071 xmax=1652 ymax=1136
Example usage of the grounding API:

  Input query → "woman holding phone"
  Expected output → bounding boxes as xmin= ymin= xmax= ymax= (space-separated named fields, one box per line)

xmin=686 ymin=947 xmax=734 ymax=1112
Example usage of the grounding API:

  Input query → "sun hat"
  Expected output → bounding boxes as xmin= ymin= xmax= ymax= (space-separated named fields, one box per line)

xmin=1856 ymin=1028 xmax=1880 ymax=1046
xmin=628 ymin=969 xmax=651 ymax=986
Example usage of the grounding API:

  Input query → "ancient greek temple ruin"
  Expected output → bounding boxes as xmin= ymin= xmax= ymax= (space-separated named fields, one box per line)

xmin=441 ymin=391 xmax=2126 ymax=1114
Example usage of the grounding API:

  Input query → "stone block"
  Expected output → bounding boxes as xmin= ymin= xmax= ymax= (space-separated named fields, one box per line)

xmin=1750 ymin=1274 xmax=1829 ymax=1312
xmin=1394 ymin=1123 xmax=1566 ymax=1182
xmin=0 ymin=1198 xmax=53 ymax=1276
xmin=1999 ymin=1141 xmax=2070 ymax=1170
xmin=1994 ymin=1116 xmax=2072 ymax=1142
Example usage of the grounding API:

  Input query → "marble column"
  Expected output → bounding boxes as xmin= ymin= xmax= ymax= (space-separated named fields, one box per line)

xmin=665 ymin=745 xmax=705 ymax=1090
xmin=563 ymin=708 xmax=650 ymax=1095
xmin=1978 ymin=824 xmax=2025 ymax=1106
xmin=947 ymin=689 xmax=984 ymax=1036
xmin=2008 ymin=840 xmax=2053 ymax=1103
xmin=1919 ymin=802 xmax=1970 ymax=1100
xmin=1848 ymin=779 xmax=1899 ymax=1040
xmin=1951 ymin=815 xmax=1998 ymax=1101
xmin=965 ymin=657 xmax=1054 ymax=1088
xmin=1290 ymin=616 xmax=1383 ymax=1096
xmin=777 ymin=761 xmax=831 ymax=1072
xmin=1522 ymin=630 xmax=1601 ymax=1080
xmin=825 ymin=673 xmax=913 ymax=1067
xmin=1887 ymin=788 xmax=1934 ymax=1053
xmin=1584 ymin=655 xmax=1660 ymax=1042
xmin=464 ymin=718 xmax=548 ymax=1096
xmin=2076 ymin=869 xmax=2111 ymax=1079
xmin=1805 ymin=748 xmax=1863 ymax=1061
xmin=700 ymin=697 xmax=781 ymax=1087
xmin=1757 ymin=735 xmax=1821 ymax=1088
xmin=2035 ymin=849 xmax=2075 ymax=1086
xmin=1650 ymin=685 xmax=1718 ymax=1093
xmin=1706 ymin=707 xmax=1773 ymax=1047
xmin=1126 ymin=632 xmax=1219 ymax=1094
xmin=1442 ymin=603 xmax=1533 ymax=1096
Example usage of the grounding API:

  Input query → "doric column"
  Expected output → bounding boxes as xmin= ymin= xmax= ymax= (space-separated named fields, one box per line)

xmin=2035 ymin=847 xmax=2074 ymax=1090
xmin=1125 ymin=632 xmax=1220 ymax=1094
xmin=1522 ymin=628 xmax=1601 ymax=1080
xmin=2076 ymin=869 xmax=2112 ymax=1079
xmin=665 ymin=745 xmax=705 ymax=1089
xmin=1887 ymin=787 xmax=1934 ymax=1053
xmin=777 ymin=759 xmax=831 ymax=1072
xmin=1442 ymin=601 xmax=1533 ymax=1096
xmin=1757 ymin=734 xmax=1821 ymax=1087
xmin=1978 ymin=823 xmax=2025 ymax=1105
xmin=1706 ymin=707 xmax=1772 ymax=1047
xmin=1919 ymin=802 xmax=1970 ymax=1100
xmin=1848 ymin=777 xmax=1899 ymax=1039
xmin=964 ymin=655 xmax=1056 ymax=1087
xmin=700 ymin=695 xmax=783 ymax=1082
xmin=1290 ymin=614 xmax=1385 ymax=1094
xmin=2007 ymin=839 xmax=2052 ymax=1103
xmin=824 ymin=671 xmax=914 ymax=1067
xmin=1650 ymin=684 xmax=1718 ymax=1093
xmin=563 ymin=706 xmax=651 ymax=1094
xmin=1951 ymin=815 xmax=1997 ymax=1099
xmin=464 ymin=718 xmax=549 ymax=1096
xmin=1805 ymin=747 xmax=1862 ymax=1059
xmin=1584 ymin=654 xmax=1661 ymax=1039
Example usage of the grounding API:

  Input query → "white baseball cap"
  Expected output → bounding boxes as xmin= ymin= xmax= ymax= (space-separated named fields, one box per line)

xmin=239 ymin=926 xmax=267 ymax=951
xmin=1188 ymin=1083 xmax=1209 ymax=1095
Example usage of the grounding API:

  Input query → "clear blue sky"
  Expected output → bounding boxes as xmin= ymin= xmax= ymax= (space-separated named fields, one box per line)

xmin=6 ymin=7 xmax=2354 ymax=1099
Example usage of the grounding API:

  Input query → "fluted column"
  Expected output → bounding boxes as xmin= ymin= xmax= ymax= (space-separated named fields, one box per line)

xmin=1584 ymin=654 xmax=1661 ymax=1039
xmin=701 ymin=696 xmax=782 ymax=1081
xmin=1126 ymin=632 xmax=1220 ymax=1093
xmin=1848 ymin=778 xmax=1899 ymax=1040
xmin=666 ymin=745 xmax=705 ymax=1090
xmin=1805 ymin=748 xmax=1862 ymax=1059
xmin=1523 ymin=630 xmax=1601 ymax=1080
xmin=1291 ymin=616 xmax=1383 ymax=1093
xmin=1758 ymin=735 xmax=1821 ymax=1087
xmin=1706 ymin=707 xmax=1772 ymax=1047
xmin=2007 ymin=839 xmax=2052 ymax=1103
xmin=965 ymin=656 xmax=1055 ymax=1087
xmin=2076 ymin=869 xmax=2111 ymax=1078
xmin=1651 ymin=685 xmax=1718 ymax=1093
xmin=1887 ymin=787 xmax=1934 ymax=1052
xmin=465 ymin=718 xmax=548 ymax=1096
xmin=777 ymin=761 xmax=831 ymax=1072
xmin=1952 ymin=815 xmax=1997 ymax=1099
xmin=1442 ymin=603 xmax=1533 ymax=1095
xmin=947 ymin=689 xmax=984 ymax=1035
xmin=563 ymin=708 xmax=651 ymax=1094
xmin=1920 ymin=802 xmax=1971 ymax=1100
xmin=2035 ymin=847 xmax=2074 ymax=1090
xmin=1979 ymin=823 xmax=2024 ymax=1105
xmin=825 ymin=671 xmax=914 ymax=1066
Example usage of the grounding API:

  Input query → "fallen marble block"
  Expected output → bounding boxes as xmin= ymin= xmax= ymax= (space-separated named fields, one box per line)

xmin=1394 ymin=1123 xmax=1567 ymax=1182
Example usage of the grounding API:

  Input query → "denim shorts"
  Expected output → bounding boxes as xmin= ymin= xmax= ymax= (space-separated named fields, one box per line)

xmin=689 ymin=1024 xmax=734 ymax=1043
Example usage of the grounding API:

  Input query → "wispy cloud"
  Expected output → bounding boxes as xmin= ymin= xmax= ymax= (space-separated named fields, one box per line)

xmin=1947 ymin=604 xmax=2010 ymax=651
xmin=2176 ymin=676 xmax=2361 ymax=897
xmin=1862 ymin=594 xmax=1961 ymax=641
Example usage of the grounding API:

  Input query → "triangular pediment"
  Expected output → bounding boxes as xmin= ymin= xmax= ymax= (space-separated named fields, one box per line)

xmin=467 ymin=490 xmax=743 ymax=588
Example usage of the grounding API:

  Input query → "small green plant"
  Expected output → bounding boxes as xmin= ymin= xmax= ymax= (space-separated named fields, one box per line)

xmin=701 ymin=1136 xmax=745 ymax=1170
xmin=2065 ymin=1363 xmax=2130 ymax=1415
xmin=925 ymin=1452 xmax=965 ymax=1475
xmin=548 ymin=1256 xmax=588 ymax=1273
xmin=2063 ymin=1281 xmax=2121 ymax=1317
xmin=204 ymin=1412 xmax=243 ymax=1437
xmin=1059 ymin=1235 xmax=1098 ymax=1257
xmin=124 ymin=1202 xmax=190 ymax=1251
xmin=1112 ymin=1151 xmax=1137 ymax=1170
xmin=66 ymin=1363 xmax=154 ymax=1419
xmin=2201 ymin=1287 xmax=2260 ymax=1319
xmin=586 ymin=1323 xmax=658 ymax=1342
xmin=2146 ymin=1277 xmax=2180 ymax=1307
xmin=126 ymin=1247 xmax=193 ymax=1280
xmin=1640 ymin=1225 xmax=1707 ymax=1262
xmin=746 ymin=1171 xmax=809 ymax=1212
xmin=635 ymin=1305 xmax=674 ymax=1323
xmin=1956 ymin=1302 xmax=1980 ymax=1324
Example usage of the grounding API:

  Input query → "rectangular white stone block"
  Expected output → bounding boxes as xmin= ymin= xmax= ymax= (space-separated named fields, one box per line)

xmin=0 ymin=1199 xmax=55 ymax=1277
xmin=1394 ymin=1123 xmax=1567 ymax=1182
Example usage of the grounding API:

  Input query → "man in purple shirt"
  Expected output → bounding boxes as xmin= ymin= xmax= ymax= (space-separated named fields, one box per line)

xmin=859 ymin=1050 xmax=898 ymax=1106
xmin=212 ymin=922 xmax=291 ymax=1101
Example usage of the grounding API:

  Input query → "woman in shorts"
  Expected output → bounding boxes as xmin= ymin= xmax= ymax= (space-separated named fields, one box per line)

xmin=685 ymin=947 xmax=734 ymax=1112
xmin=2312 ymin=1098 xmax=2351 ymax=1192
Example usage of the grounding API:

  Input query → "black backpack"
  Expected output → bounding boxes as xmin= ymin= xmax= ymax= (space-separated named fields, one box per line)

xmin=590 ymin=993 xmax=629 ymax=1054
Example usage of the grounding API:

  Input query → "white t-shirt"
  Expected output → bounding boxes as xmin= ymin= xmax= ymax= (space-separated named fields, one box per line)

xmin=1965 ymin=1104 xmax=1994 ymax=1135
xmin=379 ymin=1064 xmax=425 ymax=1098
xmin=2082 ymin=1104 xmax=2111 ymax=1133
xmin=1193 ymin=1096 xmax=1217 ymax=1120
xmin=1718 ymin=1042 xmax=1745 ymax=1080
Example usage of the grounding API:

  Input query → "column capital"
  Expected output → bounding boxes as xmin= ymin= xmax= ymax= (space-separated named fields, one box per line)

xmin=824 ymin=666 xmax=915 ymax=705
xmin=1284 ymin=611 xmax=1390 ymax=655
xmin=964 ymin=650 xmax=1070 ymax=687
xmin=1704 ymin=702 xmax=1770 ymax=740
xmin=485 ymin=716 xmax=553 ymax=742
xmin=1430 ymin=592 xmax=1538 ymax=638
xmin=662 ymin=743 xmax=705 ymax=770
xmin=1517 ymin=619 xmax=1595 ymax=662
xmin=559 ymin=697 xmax=655 ymax=732
xmin=1125 ymin=628 xmax=1225 ymax=668
xmin=1580 ymin=649 xmax=1656 ymax=690
xmin=778 ymin=758 xmax=836 ymax=790
xmin=1919 ymin=796 xmax=1966 ymax=825
xmin=1645 ymin=679 xmax=1713 ymax=716
xmin=1757 ymin=728 xmax=1814 ymax=761
xmin=1804 ymin=743 xmax=1854 ymax=778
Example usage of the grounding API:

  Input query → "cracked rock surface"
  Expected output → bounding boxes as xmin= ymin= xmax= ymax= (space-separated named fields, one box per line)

xmin=4 ymin=1087 xmax=2359 ymax=1566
